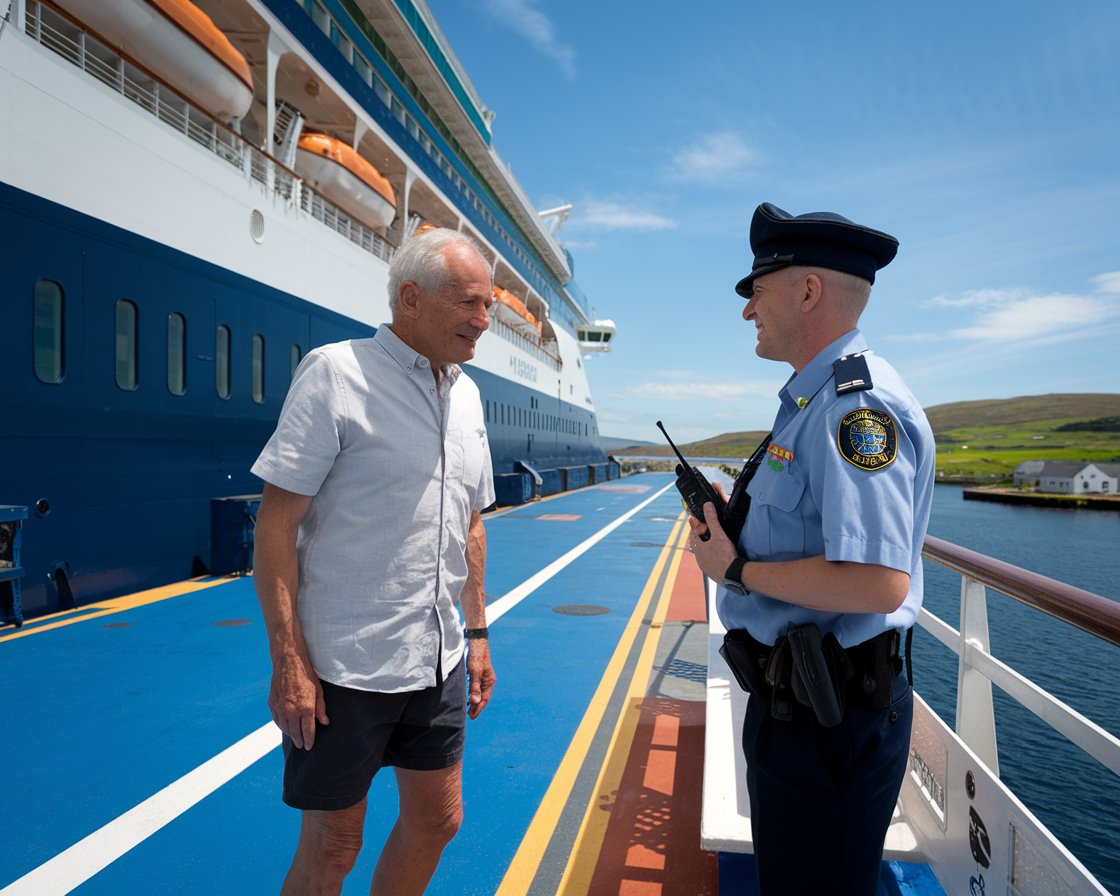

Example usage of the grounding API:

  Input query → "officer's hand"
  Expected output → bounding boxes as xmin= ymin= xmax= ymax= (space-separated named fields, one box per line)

xmin=687 ymin=510 xmax=710 ymax=541
xmin=688 ymin=502 xmax=736 ymax=582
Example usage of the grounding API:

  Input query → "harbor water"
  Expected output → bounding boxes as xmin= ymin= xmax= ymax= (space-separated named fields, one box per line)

xmin=917 ymin=485 xmax=1120 ymax=893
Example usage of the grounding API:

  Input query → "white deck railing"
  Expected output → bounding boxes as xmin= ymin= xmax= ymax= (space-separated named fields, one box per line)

xmin=26 ymin=0 xmax=395 ymax=264
xmin=702 ymin=532 xmax=1120 ymax=888
xmin=919 ymin=534 xmax=1120 ymax=778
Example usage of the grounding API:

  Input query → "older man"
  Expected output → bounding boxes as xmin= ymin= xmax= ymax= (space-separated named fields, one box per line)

xmin=252 ymin=228 xmax=496 ymax=896
xmin=689 ymin=203 xmax=936 ymax=895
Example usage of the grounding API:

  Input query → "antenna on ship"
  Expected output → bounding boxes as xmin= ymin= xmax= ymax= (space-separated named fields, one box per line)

xmin=538 ymin=204 xmax=572 ymax=236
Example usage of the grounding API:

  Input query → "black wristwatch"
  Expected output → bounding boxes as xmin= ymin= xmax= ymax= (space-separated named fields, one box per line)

xmin=464 ymin=627 xmax=489 ymax=640
xmin=723 ymin=555 xmax=749 ymax=595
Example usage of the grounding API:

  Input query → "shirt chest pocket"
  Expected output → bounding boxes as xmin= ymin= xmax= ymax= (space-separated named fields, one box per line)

xmin=446 ymin=425 xmax=484 ymax=492
xmin=749 ymin=472 xmax=808 ymax=558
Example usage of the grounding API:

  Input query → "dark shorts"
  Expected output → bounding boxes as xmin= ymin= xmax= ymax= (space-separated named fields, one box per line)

xmin=282 ymin=660 xmax=466 ymax=811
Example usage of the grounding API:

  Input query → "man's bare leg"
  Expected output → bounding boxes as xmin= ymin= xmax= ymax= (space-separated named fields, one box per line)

xmin=369 ymin=763 xmax=463 ymax=896
xmin=281 ymin=798 xmax=367 ymax=896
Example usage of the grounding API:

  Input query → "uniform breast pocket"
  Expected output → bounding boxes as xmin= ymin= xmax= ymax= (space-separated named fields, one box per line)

xmin=750 ymin=473 xmax=808 ymax=558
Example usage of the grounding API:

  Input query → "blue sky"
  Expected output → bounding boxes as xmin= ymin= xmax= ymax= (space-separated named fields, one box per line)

xmin=427 ymin=0 xmax=1120 ymax=443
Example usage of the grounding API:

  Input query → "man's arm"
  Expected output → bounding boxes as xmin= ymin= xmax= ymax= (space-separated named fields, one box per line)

xmin=462 ymin=509 xmax=495 ymax=719
xmin=689 ymin=502 xmax=909 ymax=614
xmin=253 ymin=482 xmax=327 ymax=749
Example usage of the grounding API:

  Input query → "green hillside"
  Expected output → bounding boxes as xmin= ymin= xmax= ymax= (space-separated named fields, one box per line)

xmin=614 ymin=394 xmax=1120 ymax=483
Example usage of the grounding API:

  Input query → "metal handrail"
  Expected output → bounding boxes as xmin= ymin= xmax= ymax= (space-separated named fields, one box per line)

xmin=919 ymin=533 xmax=1120 ymax=779
xmin=29 ymin=0 xmax=394 ymax=262
xmin=923 ymin=534 xmax=1120 ymax=647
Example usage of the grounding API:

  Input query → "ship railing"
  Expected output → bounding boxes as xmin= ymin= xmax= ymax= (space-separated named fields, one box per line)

xmin=919 ymin=534 xmax=1120 ymax=779
xmin=487 ymin=315 xmax=562 ymax=368
xmin=26 ymin=0 xmax=394 ymax=265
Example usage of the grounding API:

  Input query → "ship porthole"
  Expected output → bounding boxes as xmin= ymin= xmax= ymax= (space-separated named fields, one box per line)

xmin=249 ymin=209 xmax=266 ymax=244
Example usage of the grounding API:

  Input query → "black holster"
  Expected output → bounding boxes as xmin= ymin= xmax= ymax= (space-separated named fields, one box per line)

xmin=722 ymin=624 xmax=901 ymax=727
xmin=786 ymin=623 xmax=854 ymax=728
xmin=719 ymin=629 xmax=770 ymax=695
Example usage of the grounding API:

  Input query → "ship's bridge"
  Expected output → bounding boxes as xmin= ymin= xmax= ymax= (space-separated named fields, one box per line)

xmin=576 ymin=319 xmax=616 ymax=353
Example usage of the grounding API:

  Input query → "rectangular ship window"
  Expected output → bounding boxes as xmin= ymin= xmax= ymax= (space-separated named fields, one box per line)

xmin=33 ymin=279 xmax=65 ymax=384
xmin=115 ymin=300 xmax=139 ymax=391
xmin=216 ymin=325 xmax=231 ymax=399
xmin=167 ymin=312 xmax=186 ymax=395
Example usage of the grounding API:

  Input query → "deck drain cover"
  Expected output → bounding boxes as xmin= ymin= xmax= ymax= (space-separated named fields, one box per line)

xmin=213 ymin=618 xmax=252 ymax=627
xmin=553 ymin=604 xmax=609 ymax=616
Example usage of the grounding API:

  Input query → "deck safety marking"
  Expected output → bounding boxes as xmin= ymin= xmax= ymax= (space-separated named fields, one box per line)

xmin=1 ymin=483 xmax=677 ymax=893
xmin=0 ymin=577 xmax=231 ymax=642
xmin=0 ymin=724 xmax=281 ymax=895
xmin=494 ymin=509 xmax=689 ymax=895
xmin=555 ymin=510 xmax=690 ymax=893
xmin=485 ymin=482 xmax=675 ymax=627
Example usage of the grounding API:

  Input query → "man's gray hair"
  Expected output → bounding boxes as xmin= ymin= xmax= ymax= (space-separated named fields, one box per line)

xmin=387 ymin=228 xmax=492 ymax=313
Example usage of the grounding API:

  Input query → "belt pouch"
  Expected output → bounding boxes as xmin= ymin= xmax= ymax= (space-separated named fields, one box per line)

xmin=720 ymin=630 xmax=768 ymax=695
xmin=764 ymin=635 xmax=794 ymax=721
xmin=786 ymin=624 xmax=853 ymax=728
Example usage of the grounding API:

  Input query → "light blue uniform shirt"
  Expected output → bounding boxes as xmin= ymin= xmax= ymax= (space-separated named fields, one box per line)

xmin=716 ymin=329 xmax=935 ymax=647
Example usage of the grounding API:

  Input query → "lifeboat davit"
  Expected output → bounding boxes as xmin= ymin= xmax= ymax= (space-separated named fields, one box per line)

xmin=493 ymin=288 xmax=542 ymax=339
xmin=53 ymin=0 xmax=254 ymax=122
xmin=295 ymin=134 xmax=397 ymax=231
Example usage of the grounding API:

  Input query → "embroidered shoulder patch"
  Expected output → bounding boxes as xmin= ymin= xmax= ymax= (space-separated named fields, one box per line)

xmin=837 ymin=408 xmax=897 ymax=471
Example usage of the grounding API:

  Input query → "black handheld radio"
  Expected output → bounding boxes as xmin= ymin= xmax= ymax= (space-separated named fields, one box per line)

xmin=656 ymin=420 xmax=727 ymax=541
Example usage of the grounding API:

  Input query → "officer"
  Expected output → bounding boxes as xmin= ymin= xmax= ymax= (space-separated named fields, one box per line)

xmin=688 ymin=202 xmax=936 ymax=895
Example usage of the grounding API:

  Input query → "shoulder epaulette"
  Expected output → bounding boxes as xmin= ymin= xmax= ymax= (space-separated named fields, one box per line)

xmin=833 ymin=352 xmax=873 ymax=395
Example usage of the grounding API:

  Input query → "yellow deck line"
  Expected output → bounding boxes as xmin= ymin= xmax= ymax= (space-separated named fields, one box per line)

xmin=555 ymin=513 xmax=689 ymax=894
xmin=494 ymin=512 xmax=689 ymax=896
xmin=0 ymin=577 xmax=236 ymax=642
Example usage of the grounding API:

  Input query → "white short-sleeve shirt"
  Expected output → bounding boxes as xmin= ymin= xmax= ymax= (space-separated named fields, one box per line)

xmin=251 ymin=325 xmax=495 ymax=692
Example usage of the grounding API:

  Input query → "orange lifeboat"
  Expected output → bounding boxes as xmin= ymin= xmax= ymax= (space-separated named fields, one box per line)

xmin=295 ymin=133 xmax=397 ymax=231
xmin=53 ymin=0 xmax=254 ymax=121
xmin=492 ymin=288 xmax=543 ymax=339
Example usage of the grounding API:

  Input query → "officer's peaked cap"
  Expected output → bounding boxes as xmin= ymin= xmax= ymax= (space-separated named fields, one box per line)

xmin=735 ymin=202 xmax=899 ymax=298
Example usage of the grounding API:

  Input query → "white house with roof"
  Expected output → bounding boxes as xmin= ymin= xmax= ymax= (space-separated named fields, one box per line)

xmin=1014 ymin=461 xmax=1120 ymax=494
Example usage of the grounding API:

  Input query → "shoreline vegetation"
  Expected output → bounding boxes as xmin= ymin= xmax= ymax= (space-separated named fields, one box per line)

xmin=610 ymin=394 xmax=1120 ymax=508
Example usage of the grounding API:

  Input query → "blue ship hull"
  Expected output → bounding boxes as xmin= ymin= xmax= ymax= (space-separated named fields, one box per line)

xmin=1 ymin=182 xmax=611 ymax=618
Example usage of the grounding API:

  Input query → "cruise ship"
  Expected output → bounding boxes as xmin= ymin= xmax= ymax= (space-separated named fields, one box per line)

xmin=0 ymin=0 xmax=619 ymax=621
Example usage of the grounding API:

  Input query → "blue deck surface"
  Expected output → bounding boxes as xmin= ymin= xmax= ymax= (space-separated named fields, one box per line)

xmin=1 ymin=476 xmax=690 ymax=894
xmin=0 ymin=475 xmax=945 ymax=895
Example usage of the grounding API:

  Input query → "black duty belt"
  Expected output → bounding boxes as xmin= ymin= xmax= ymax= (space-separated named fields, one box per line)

xmin=720 ymin=625 xmax=913 ymax=726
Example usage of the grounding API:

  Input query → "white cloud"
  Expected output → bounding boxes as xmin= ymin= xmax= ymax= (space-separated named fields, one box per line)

xmin=925 ymin=288 xmax=1019 ymax=309
xmin=880 ymin=332 xmax=946 ymax=343
xmin=577 ymin=199 xmax=675 ymax=231
xmin=933 ymin=285 xmax=1120 ymax=343
xmin=483 ymin=0 xmax=575 ymax=77
xmin=668 ymin=133 xmax=758 ymax=184
xmin=613 ymin=380 xmax=779 ymax=401
xmin=1091 ymin=271 xmax=1120 ymax=294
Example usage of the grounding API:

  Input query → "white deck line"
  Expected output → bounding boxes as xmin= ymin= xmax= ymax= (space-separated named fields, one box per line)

xmin=0 ymin=724 xmax=282 ymax=895
xmin=3 ymin=482 xmax=676 ymax=894
xmin=484 ymin=482 xmax=675 ymax=625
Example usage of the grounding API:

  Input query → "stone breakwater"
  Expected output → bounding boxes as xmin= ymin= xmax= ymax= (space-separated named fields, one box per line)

xmin=963 ymin=487 xmax=1120 ymax=511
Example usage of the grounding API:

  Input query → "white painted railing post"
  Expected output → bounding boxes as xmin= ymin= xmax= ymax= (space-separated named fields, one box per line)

xmin=955 ymin=575 xmax=999 ymax=774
